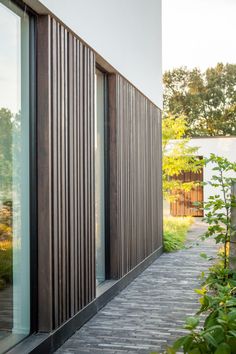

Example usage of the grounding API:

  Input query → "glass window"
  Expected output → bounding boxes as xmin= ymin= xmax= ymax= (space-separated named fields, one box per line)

xmin=95 ymin=69 xmax=106 ymax=286
xmin=0 ymin=1 xmax=30 ymax=351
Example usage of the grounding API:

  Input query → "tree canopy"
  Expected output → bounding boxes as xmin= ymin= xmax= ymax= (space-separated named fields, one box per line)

xmin=162 ymin=115 xmax=203 ymax=200
xmin=0 ymin=108 xmax=20 ymax=197
xmin=163 ymin=63 xmax=236 ymax=137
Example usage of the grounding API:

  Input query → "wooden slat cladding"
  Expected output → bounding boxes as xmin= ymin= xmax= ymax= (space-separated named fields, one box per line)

xmin=108 ymin=75 xmax=163 ymax=279
xmin=170 ymin=169 xmax=204 ymax=217
xmin=37 ymin=16 xmax=95 ymax=331
xmin=37 ymin=15 xmax=163 ymax=333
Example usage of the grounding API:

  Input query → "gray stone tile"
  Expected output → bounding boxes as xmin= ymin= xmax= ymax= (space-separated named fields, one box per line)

xmin=55 ymin=220 xmax=216 ymax=354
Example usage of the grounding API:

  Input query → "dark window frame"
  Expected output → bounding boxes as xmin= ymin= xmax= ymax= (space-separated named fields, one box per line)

xmin=29 ymin=11 xmax=38 ymax=335
xmin=95 ymin=64 xmax=110 ymax=282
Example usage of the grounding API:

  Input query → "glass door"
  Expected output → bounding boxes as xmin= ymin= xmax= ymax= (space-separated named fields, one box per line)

xmin=0 ymin=1 xmax=30 ymax=352
xmin=95 ymin=69 xmax=106 ymax=286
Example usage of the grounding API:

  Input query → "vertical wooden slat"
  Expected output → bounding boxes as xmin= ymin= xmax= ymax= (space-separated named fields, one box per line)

xmin=51 ymin=18 xmax=59 ymax=329
xmin=68 ymin=32 xmax=74 ymax=316
xmin=170 ymin=168 xmax=204 ymax=217
xmin=79 ymin=41 xmax=85 ymax=309
xmin=56 ymin=20 xmax=62 ymax=327
xmin=37 ymin=15 xmax=96 ymax=330
xmin=87 ymin=47 xmax=91 ymax=302
xmin=83 ymin=45 xmax=89 ymax=305
xmin=108 ymin=74 xmax=163 ymax=279
xmin=73 ymin=36 xmax=78 ymax=314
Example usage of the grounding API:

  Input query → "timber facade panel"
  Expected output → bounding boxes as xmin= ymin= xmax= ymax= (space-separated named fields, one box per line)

xmin=38 ymin=16 xmax=96 ymax=331
xmin=36 ymin=11 xmax=162 ymax=350
xmin=109 ymin=75 xmax=163 ymax=279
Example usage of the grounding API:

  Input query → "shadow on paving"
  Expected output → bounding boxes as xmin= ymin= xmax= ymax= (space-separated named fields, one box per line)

xmin=56 ymin=219 xmax=217 ymax=354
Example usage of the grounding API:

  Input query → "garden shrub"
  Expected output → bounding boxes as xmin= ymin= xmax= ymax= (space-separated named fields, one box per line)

xmin=157 ymin=155 xmax=236 ymax=353
xmin=163 ymin=216 xmax=193 ymax=252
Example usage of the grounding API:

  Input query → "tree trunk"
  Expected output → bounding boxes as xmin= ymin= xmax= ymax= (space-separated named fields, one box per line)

xmin=230 ymin=181 xmax=236 ymax=271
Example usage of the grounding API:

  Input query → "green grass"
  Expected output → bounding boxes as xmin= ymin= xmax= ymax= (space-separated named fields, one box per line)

xmin=163 ymin=216 xmax=193 ymax=252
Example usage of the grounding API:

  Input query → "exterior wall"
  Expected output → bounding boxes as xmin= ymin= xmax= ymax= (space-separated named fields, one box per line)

xmin=37 ymin=16 xmax=96 ymax=331
xmin=0 ymin=0 xmax=162 ymax=352
xmin=37 ymin=14 xmax=163 ymax=333
xmin=25 ymin=0 xmax=162 ymax=108
xmin=188 ymin=138 xmax=236 ymax=208
xmin=108 ymin=75 xmax=163 ymax=279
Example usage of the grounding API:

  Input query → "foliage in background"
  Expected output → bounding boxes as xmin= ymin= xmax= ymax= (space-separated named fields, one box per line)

xmin=163 ymin=216 xmax=193 ymax=252
xmin=0 ymin=108 xmax=20 ymax=290
xmin=158 ymin=155 xmax=236 ymax=353
xmin=0 ymin=108 xmax=13 ymax=192
xmin=162 ymin=115 xmax=203 ymax=200
xmin=0 ymin=107 xmax=21 ymax=199
xmin=163 ymin=63 xmax=236 ymax=137
xmin=0 ymin=201 xmax=13 ymax=290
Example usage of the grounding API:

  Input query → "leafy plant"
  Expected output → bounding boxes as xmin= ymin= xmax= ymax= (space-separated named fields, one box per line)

xmin=162 ymin=115 xmax=203 ymax=200
xmin=163 ymin=216 xmax=193 ymax=252
xmin=157 ymin=155 xmax=236 ymax=353
xmin=201 ymin=154 xmax=236 ymax=271
xmin=158 ymin=285 xmax=236 ymax=354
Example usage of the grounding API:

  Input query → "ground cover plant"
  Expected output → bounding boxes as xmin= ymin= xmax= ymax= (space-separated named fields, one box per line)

xmin=157 ymin=155 xmax=236 ymax=354
xmin=163 ymin=216 xmax=193 ymax=252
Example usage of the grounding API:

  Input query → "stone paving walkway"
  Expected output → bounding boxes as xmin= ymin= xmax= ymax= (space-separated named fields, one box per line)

xmin=56 ymin=220 xmax=217 ymax=354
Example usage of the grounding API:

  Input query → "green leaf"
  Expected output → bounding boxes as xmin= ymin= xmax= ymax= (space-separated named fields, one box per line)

xmin=227 ymin=337 xmax=236 ymax=352
xmin=228 ymin=330 xmax=236 ymax=337
xmin=202 ymin=332 xmax=218 ymax=348
xmin=204 ymin=312 xmax=219 ymax=329
xmin=214 ymin=343 xmax=231 ymax=354
xmin=172 ymin=335 xmax=190 ymax=350
xmin=189 ymin=349 xmax=202 ymax=354
xmin=227 ymin=310 xmax=236 ymax=322
xmin=166 ymin=348 xmax=177 ymax=354
xmin=183 ymin=336 xmax=194 ymax=352
xmin=200 ymin=252 xmax=208 ymax=259
xmin=195 ymin=287 xmax=207 ymax=296
xmin=185 ymin=317 xmax=200 ymax=330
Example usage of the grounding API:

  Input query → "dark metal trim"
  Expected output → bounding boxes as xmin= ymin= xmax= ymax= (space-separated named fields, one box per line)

xmin=29 ymin=13 xmax=38 ymax=334
xmin=103 ymin=73 xmax=110 ymax=280
xmin=95 ymin=67 xmax=110 ymax=282
xmin=0 ymin=0 xmax=39 ymax=17
xmin=96 ymin=63 xmax=109 ymax=75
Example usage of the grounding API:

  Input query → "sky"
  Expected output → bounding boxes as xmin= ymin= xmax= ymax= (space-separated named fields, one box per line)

xmin=0 ymin=3 xmax=20 ymax=113
xmin=162 ymin=0 xmax=236 ymax=72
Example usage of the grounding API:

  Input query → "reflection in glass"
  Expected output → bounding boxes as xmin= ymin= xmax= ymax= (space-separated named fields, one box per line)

xmin=95 ymin=70 xmax=106 ymax=286
xmin=0 ymin=1 xmax=30 ymax=351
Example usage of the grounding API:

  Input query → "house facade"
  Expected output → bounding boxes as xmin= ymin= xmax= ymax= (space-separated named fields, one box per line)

xmin=0 ymin=1 xmax=163 ymax=353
